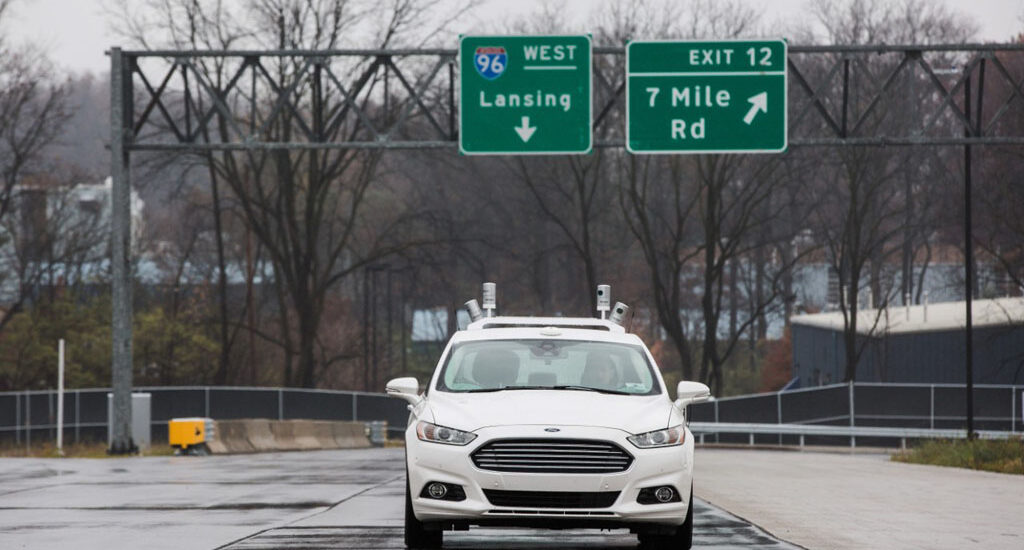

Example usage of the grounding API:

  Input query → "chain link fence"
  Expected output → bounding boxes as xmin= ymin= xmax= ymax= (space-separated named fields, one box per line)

xmin=3 ymin=383 xmax=1020 ymax=448
xmin=689 ymin=382 xmax=1023 ymax=446
xmin=0 ymin=386 xmax=409 ymax=447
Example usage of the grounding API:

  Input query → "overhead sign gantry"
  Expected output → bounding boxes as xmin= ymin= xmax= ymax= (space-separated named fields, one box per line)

xmin=458 ymin=35 xmax=592 ymax=155
xmin=625 ymin=39 xmax=788 ymax=153
xmin=109 ymin=41 xmax=1024 ymax=452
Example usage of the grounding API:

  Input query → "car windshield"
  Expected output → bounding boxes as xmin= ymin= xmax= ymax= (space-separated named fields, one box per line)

xmin=436 ymin=339 xmax=660 ymax=395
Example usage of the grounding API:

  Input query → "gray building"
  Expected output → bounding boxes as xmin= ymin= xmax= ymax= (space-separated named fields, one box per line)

xmin=791 ymin=298 xmax=1024 ymax=386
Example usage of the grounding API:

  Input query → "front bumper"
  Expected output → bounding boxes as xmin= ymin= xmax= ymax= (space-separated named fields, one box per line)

xmin=406 ymin=424 xmax=693 ymax=528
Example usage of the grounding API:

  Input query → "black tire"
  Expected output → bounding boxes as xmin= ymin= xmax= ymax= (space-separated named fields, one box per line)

xmin=679 ymin=484 xmax=694 ymax=548
xmin=638 ymin=485 xmax=694 ymax=550
xmin=404 ymin=477 xmax=442 ymax=549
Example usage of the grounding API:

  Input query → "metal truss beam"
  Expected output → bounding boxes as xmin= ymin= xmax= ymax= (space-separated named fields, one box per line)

xmin=118 ymin=43 xmax=1024 ymax=151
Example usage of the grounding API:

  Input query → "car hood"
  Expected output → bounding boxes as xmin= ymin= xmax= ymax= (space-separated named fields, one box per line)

xmin=426 ymin=390 xmax=674 ymax=435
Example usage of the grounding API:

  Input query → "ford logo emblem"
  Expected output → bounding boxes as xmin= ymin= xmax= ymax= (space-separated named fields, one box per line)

xmin=544 ymin=428 xmax=560 ymax=432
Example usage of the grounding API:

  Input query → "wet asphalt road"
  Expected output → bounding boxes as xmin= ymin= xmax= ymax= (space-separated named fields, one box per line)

xmin=0 ymin=448 xmax=798 ymax=549
xmin=220 ymin=501 xmax=798 ymax=549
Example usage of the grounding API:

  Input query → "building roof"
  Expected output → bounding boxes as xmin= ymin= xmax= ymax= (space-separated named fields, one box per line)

xmin=791 ymin=297 xmax=1024 ymax=335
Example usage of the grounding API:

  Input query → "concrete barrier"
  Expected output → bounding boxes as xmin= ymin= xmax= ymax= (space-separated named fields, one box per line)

xmin=212 ymin=420 xmax=256 ymax=454
xmin=332 ymin=421 xmax=372 ymax=449
xmin=268 ymin=420 xmax=301 ymax=451
xmin=205 ymin=419 xmax=371 ymax=454
xmin=206 ymin=433 xmax=229 ymax=454
xmin=311 ymin=421 xmax=337 ymax=448
xmin=243 ymin=419 xmax=276 ymax=452
xmin=290 ymin=420 xmax=322 ymax=450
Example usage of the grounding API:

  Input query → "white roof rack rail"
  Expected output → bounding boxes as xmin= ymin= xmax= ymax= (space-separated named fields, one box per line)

xmin=466 ymin=316 xmax=625 ymax=333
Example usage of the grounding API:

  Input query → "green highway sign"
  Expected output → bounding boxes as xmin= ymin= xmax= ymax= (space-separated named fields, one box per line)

xmin=459 ymin=35 xmax=592 ymax=155
xmin=626 ymin=39 xmax=787 ymax=154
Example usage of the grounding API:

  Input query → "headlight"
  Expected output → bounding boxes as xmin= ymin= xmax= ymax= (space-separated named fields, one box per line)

xmin=627 ymin=424 xmax=685 ymax=448
xmin=416 ymin=421 xmax=477 ymax=446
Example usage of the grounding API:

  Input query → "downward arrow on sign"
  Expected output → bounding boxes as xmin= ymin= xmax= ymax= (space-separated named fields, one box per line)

xmin=514 ymin=116 xmax=537 ymax=142
xmin=743 ymin=92 xmax=768 ymax=125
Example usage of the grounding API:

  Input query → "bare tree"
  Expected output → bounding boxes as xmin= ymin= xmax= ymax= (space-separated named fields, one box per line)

xmin=975 ymin=38 xmax=1024 ymax=296
xmin=619 ymin=155 xmax=702 ymax=380
xmin=0 ymin=0 xmax=72 ymax=234
xmin=506 ymin=154 xmax=621 ymax=314
xmin=802 ymin=0 xmax=978 ymax=381
xmin=0 ymin=1 xmax=75 ymax=333
xmin=693 ymin=155 xmax=814 ymax=392
xmin=112 ymin=0 xmax=475 ymax=387
xmin=0 ymin=171 xmax=109 ymax=332
xmin=608 ymin=0 xmax=769 ymax=389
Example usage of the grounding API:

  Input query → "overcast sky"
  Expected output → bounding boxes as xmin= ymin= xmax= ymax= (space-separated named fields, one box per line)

xmin=2 ymin=0 xmax=1021 ymax=76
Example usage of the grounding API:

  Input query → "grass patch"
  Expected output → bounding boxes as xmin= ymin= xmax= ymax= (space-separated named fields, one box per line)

xmin=0 ymin=440 xmax=177 ymax=458
xmin=892 ymin=438 xmax=1024 ymax=475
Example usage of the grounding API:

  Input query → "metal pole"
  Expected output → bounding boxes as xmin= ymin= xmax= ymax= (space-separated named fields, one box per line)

xmin=386 ymin=269 xmax=393 ymax=382
xmin=1011 ymin=387 xmax=1015 ymax=432
xmin=109 ymin=47 xmax=135 ymax=454
xmin=964 ymin=66 xmax=976 ymax=440
xmin=401 ymin=278 xmax=408 ymax=375
xmin=75 ymin=390 xmax=80 ymax=443
xmin=849 ymin=382 xmax=855 ymax=448
xmin=15 ymin=392 xmax=20 ymax=444
xmin=840 ymin=58 xmax=849 ymax=137
xmin=57 ymin=339 xmax=64 ymax=456
xmin=849 ymin=382 xmax=855 ymax=426
xmin=278 ymin=388 xmax=283 ymax=421
xmin=777 ymin=391 xmax=782 ymax=445
xmin=363 ymin=268 xmax=370 ymax=391
xmin=930 ymin=384 xmax=935 ymax=430
xmin=371 ymin=269 xmax=379 ymax=391
xmin=714 ymin=399 xmax=720 ymax=444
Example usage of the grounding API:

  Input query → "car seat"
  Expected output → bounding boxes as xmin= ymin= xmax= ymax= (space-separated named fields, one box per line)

xmin=580 ymin=351 xmax=620 ymax=388
xmin=471 ymin=349 xmax=520 ymax=388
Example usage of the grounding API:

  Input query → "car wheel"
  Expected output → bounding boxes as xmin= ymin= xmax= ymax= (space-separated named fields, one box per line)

xmin=404 ymin=477 xmax=442 ymax=549
xmin=638 ymin=485 xmax=693 ymax=550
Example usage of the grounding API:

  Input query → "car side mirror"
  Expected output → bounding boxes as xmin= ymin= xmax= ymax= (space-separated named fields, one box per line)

xmin=386 ymin=377 xmax=422 ymax=405
xmin=675 ymin=381 xmax=711 ymax=409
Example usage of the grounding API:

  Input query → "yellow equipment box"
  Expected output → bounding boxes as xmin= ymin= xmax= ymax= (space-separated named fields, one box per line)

xmin=168 ymin=417 xmax=215 ymax=454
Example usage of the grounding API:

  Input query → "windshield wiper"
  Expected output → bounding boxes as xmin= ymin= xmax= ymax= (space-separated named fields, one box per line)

xmin=464 ymin=385 xmax=553 ymax=392
xmin=550 ymin=385 xmax=632 ymax=395
xmin=462 ymin=385 xmax=632 ymax=395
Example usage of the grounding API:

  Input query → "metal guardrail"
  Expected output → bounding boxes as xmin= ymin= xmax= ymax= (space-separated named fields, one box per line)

xmin=689 ymin=421 xmax=1020 ymax=449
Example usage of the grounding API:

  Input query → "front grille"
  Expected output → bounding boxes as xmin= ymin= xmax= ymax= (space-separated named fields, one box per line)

xmin=471 ymin=439 xmax=633 ymax=473
xmin=483 ymin=489 xmax=620 ymax=509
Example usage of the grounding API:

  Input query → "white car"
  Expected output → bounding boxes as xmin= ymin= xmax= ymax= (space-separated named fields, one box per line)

xmin=387 ymin=307 xmax=711 ymax=549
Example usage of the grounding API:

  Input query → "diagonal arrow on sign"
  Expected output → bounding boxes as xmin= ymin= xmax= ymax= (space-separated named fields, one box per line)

xmin=514 ymin=116 xmax=537 ymax=142
xmin=743 ymin=92 xmax=768 ymax=125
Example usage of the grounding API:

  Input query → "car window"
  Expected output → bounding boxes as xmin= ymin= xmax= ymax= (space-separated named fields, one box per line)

xmin=437 ymin=339 xmax=660 ymax=395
